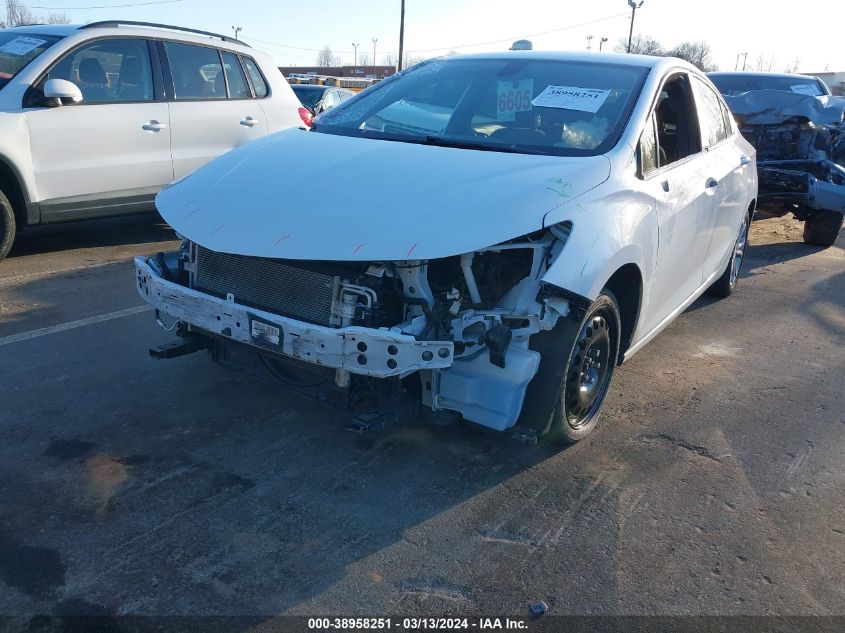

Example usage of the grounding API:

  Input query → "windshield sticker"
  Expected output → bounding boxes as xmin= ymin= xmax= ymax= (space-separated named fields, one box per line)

xmin=790 ymin=84 xmax=819 ymax=96
xmin=0 ymin=36 xmax=47 ymax=56
xmin=497 ymin=79 xmax=533 ymax=122
xmin=531 ymin=85 xmax=610 ymax=113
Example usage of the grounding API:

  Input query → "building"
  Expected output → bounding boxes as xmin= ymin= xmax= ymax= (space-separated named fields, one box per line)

xmin=809 ymin=71 xmax=845 ymax=96
xmin=278 ymin=65 xmax=397 ymax=80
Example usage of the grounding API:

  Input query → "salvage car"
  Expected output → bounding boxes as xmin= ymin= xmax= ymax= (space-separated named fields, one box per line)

xmin=136 ymin=52 xmax=757 ymax=443
xmin=710 ymin=71 xmax=844 ymax=246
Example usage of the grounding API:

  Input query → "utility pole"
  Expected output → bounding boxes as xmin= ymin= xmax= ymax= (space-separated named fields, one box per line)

xmin=626 ymin=0 xmax=644 ymax=54
xmin=372 ymin=37 xmax=378 ymax=78
xmin=599 ymin=37 xmax=608 ymax=51
xmin=398 ymin=0 xmax=406 ymax=71
xmin=231 ymin=26 xmax=242 ymax=40
xmin=351 ymin=42 xmax=359 ymax=72
xmin=586 ymin=35 xmax=593 ymax=50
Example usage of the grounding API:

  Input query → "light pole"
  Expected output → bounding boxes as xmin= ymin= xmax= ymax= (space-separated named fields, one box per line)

xmin=599 ymin=37 xmax=608 ymax=51
xmin=398 ymin=0 xmax=406 ymax=71
xmin=626 ymin=0 xmax=644 ymax=54
xmin=232 ymin=26 xmax=242 ymax=40
xmin=586 ymin=35 xmax=593 ymax=51
xmin=352 ymin=42 xmax=359 ymax=72
xmin=372 ymin=37 xmax=378 ymax=77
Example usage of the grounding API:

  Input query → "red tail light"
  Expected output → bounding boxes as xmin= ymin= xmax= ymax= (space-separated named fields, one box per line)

xmin=298 ymin=106 xmax=313 ymax=127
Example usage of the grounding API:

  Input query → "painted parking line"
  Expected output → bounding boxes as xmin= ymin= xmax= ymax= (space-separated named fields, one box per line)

xmin=0 ymin=305 xmax=153 ymax=348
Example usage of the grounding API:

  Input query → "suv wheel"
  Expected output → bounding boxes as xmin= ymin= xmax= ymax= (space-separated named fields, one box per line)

xmin=803 ymin=210 xmax=843 ymax=248
xmin=0 ymin=189 xmax=16 ymax=261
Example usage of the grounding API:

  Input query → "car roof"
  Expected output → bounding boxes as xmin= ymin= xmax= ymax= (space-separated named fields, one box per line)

xmin=446 ymin=50 xmax=689 ymax=71
xmin=2 ymin=24 xmax=78 ymax=37
xmin=291 ymin=84 xmax=329 ymax=90
xmin=3 ymin=22 xmax=252 ymax=51
xmin=708 ymin=71 xmax=822 ymax=82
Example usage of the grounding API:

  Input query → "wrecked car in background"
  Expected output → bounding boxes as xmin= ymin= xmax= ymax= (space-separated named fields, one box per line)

xmin=710 ymin=72 xmax=845 ymax=246
xmin=135 ymin=53 xmax=757 ymax=444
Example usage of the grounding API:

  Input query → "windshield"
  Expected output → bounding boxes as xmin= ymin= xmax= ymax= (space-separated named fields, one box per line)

xmin=709 ymin=74 xmax=827 ymax=97
xmin=292 ymin=85 xmax=326 ymax=110
xmin=313 ymin=58 xmax=649 ymax=156
xmin=0 ymin=32 xmax=62 ymax=89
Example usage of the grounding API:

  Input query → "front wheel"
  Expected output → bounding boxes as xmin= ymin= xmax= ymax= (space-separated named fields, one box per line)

xmin=803 ymin=210 xmax=843 ymax=247
xmin=518 ymin=291 xmax=621 ymax=444
xmin=0 ymin=189 xmax=16 ymax=261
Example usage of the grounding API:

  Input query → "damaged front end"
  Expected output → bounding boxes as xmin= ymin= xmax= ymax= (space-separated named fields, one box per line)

xmin=135 ymin=223 xmax=575 ymax=432
xmin=726 ymin=91 xmax=845 ymax=222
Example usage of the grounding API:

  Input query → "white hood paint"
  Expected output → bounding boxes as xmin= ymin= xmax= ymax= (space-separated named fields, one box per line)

xmin=156 ymin=128 xmax=611 ymax=261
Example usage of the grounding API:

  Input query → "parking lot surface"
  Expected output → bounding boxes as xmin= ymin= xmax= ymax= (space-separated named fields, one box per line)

xmin=0 ymin=214 xmax=843 ymax=621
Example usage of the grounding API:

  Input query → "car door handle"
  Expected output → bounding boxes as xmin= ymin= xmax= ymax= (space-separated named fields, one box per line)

xmin=240 ymin=116 xmax=258 ymax=127
xmin=660 ymin=179 xmax=670 ymax=193
xmin=739 ymin=155 xmax=752 ymax=167
xmin=142 ymin=120 xmax=167 ymax=132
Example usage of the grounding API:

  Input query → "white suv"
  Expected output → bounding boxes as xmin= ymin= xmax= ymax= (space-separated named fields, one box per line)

xmin=0 ymin=21 xmax=302 ymax=260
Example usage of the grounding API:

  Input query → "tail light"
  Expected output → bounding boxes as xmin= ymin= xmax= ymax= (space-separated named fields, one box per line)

xmin=298 ymin=106 xmax=313 ymax=127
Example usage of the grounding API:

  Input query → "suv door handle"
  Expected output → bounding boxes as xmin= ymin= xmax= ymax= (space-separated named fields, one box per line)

xmin=739 ymin=155 xmax=752 ymax=167
xmin=240 ymin=116 xmax=258 ymax=127
xmin=142 ymin=120 xmax=167 ymax=132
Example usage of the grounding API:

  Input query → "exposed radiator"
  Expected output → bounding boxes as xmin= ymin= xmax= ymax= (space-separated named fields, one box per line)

xmin=193 ymin=246 xmax=338 ymax=326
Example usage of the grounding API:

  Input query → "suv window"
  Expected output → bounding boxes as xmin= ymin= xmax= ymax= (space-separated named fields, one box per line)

xmin=221 ymin=51 xmax=249 ymax=98
xmin=42 ymin=38 xmax=153 ymax=103
xmin=692 ymin=76 xmax=729 ymax=147
xmin=164 ymin=42 xmax=224 ymax=100
xmin=242 ymin=57 xmax=268 ymax=98
xmin=652 ymin=74 xmax=702 ymax=166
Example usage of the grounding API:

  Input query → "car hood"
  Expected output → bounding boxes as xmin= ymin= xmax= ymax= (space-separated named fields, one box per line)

xmin=724 ymin=90 xmax=845 ymax=126
xmin=156 ymin=128 xmax=611 ymax=261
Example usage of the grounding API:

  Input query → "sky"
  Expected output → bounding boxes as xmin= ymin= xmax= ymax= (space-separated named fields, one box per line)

xmin=17 ymin=0 xmax=843 ymax=74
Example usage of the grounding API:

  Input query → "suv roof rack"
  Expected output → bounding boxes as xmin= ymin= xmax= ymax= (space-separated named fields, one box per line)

xmin=79 ymin=21 xmax=249 ymax=46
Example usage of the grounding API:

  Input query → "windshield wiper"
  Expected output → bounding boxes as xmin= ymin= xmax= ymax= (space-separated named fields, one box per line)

xmin=421 ymin=135 xmax=543 ymax=154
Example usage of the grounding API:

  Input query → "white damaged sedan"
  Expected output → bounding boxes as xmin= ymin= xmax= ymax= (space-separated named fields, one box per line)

xmin=135 ymin=51 xmax=757 ymax=443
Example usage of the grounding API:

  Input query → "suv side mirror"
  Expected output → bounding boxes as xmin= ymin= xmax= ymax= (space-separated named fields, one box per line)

xmin=43 ymin=78 xmax=83 ymax=105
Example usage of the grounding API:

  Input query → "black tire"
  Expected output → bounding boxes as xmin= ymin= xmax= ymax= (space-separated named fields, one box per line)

xmin=708 ymin=212 xmax=749 ymax=298
xmin=803 ymin=210 xmax=843 ymax=247
xmin=517 ymin=290 xmax=621 ymax=444
xmin=0 ymin=189 xmax=15 ymax=261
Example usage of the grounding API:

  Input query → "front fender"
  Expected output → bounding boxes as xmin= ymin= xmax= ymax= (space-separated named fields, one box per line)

xmin=541 ymin=188 xmax=658 ymax=301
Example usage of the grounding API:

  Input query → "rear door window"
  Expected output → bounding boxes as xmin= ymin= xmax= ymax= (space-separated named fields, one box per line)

xmin=164 ymin=42 xmax=224 ymax=100
xmin=221 ymin=51 xmax=249 ymax=98
xmin=692 ymin=76 xmax=729 ymax=147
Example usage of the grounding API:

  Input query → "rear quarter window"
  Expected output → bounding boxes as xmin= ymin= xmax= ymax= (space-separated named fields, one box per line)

xmin=242 ymin=56 xmax=268 ymax=98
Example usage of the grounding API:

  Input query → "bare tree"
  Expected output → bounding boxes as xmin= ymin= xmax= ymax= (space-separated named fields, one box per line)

xmin=381 ymin=52 xmax=398 ymax=67
xmin=1 ymin=0 xmax=68 ymax=27
xmin=669 ymin=41 xmax=718 ymax=72
xmin=316 ymin=46 xmax=336 ymax=67
xmin=446 ymin=49 xmax=457 ymax=56
xmin=357 ymin=52 xmax=370 ymax=67
xmin=783 ymin=56 xmax=801 ymax=74
xmin=753 ymin=52 xmax=775 ymax=72
xmin=614 ymin=34 xmax=664 ymax=56
xmin=402 ymin=53 xmax=426 ymax=68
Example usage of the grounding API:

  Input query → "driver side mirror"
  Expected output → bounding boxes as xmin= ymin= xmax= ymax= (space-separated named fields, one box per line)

xmin=43 ymin=78 xmax=83 ymax=106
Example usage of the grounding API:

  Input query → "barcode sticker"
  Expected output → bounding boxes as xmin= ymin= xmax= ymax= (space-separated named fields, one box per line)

xmin=531 ymin=85 xmax=610 ymax=113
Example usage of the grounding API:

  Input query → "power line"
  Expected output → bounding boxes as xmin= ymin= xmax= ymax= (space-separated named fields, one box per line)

xmin=20 ymin=0 xmax=184 ymax=9
xmin=245 ymin=11 xmax=629 ymax=57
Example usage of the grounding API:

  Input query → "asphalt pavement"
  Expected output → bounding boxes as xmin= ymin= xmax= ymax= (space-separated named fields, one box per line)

xmin=0 ymin=213 xmax=843 ymax=626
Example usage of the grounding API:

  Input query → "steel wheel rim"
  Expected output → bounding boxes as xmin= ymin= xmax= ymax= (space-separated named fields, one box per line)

xmin=564 ymin=311 xmax=614 ymax=430
xmin=729 ymin=216 xmax=748 ymax=287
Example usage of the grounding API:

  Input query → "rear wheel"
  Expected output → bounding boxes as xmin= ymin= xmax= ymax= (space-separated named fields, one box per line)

xmin=0 ymin=189 xmax=16 ymax=261
xmin=517 ymin=291 xmax=621 ymax=444
xmin=708 ymin=212 xmax=749 ymax=298
xmin=803 ymin=210 xmax=843 ymax=247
